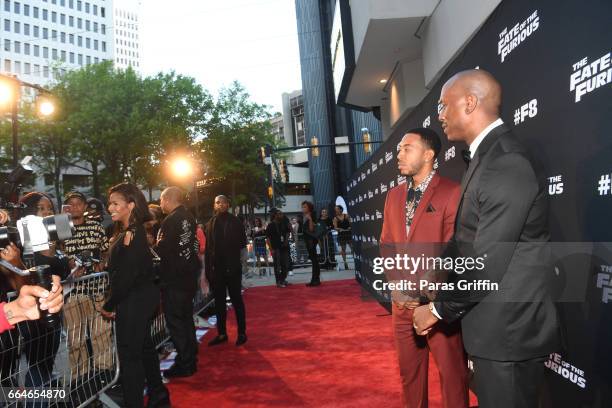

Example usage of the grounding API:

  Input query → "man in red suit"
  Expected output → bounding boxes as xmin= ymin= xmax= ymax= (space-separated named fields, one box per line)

xmin=380 ymin=128 xmax=468 ymax=408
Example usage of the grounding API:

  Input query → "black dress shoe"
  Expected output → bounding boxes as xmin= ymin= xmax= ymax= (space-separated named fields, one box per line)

xmin=164 ymin=364 xmax=196 ymax=378
xmin=208 ymin=334 xmax=228 ymax=346
xmin=236 ymin=334 xmax=248 ymax=346
xmin=306 ymin=281 xmax=321 ymax=287
xmin=147 ymin=385 xmax=171 ymax=408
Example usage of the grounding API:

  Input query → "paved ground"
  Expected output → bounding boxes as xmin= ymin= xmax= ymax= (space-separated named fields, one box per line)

xmin=243 ymin=259 xmax=356 ymax=288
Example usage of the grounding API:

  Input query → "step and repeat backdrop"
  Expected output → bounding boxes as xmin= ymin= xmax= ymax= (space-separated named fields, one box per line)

xmin=345 ymin=0 xmax=611 ymax=406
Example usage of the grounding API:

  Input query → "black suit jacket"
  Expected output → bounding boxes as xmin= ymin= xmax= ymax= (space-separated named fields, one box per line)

xmin=434 ymin=123 xmax=560 ymax=361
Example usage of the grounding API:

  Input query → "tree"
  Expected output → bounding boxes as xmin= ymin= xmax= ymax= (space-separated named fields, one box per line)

xmin=198 ymin=82 xmax=282 ymax=215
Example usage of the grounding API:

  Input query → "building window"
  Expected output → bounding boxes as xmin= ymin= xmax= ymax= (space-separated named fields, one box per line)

xmin=13 ymin=21 xmax=19 ymax=33
xmin=3 ymin=59 xmax=10 ymax=72
xmin=69 ymin=0 xmax=73 ymax=9
xmin=77 ymin=0 xmax=81 ymax=12
xmin=78 ymin=53 xmax=82 ymax=65
xmin=60 ymin=13 xmax=65 ymax=25
xmin=3 ymin=39 xmax=10 ymax=51
xmin=69 ymin=33 xmax=74 ymax=44
xmin=85 ymin=19 xmax=90 ymax=31
xmin=14 ymin=61 xmax=20 ymax=74
xmin=93 ymin=4 xmax=97 ymax=15
xmin=3 ymin=1 xmax=9 ymax=13
xmin=13 ymin=1 xmax=19 ymax=14
xmin=93 ymin=21 xmax=97 ymax=32
xmin=4 ymin=19 xmax=9 ymax=32
xmin=43 ymin=66 xmax=49 ymax=78
xmin=61 ymin=32 xmax=66 ymax=43
xmin=60 ymin=0 xmax=65 ymax=6
xmin=24 ymin=62 xmax=30 ymax=75
xmin=43 ymin=27 xmax=48 ymax=39
xmin=24 ymin=43 xmax=29 ymax=55
xmin=93 ymin=39 xmax=98 ymax=50
xmin=33 ymin=64 xmax=40 ymax=76
xmin=69 ymin=15 xmax=73 ymax=26
xmin=52 ymin=11 xmax=56 ymax=23
xmin=77 ymin=17 xmax=82 ymax=29
xmin=43 ymin=46 xmax=48 ymax=58
xmin=86 ymin=55 xmax=91 ymax=65
xmin=61 ymin=50 xmax=66 ymax=61
xmin=33 ymin=25 xmax=39 ymax=37
xmin=101 ymin=23 xmax=105 ymax=34
xmin=43 ymin=9 xmax=48 ymax=20
xmin=33 ymin=6 xmax=38 ymax=18
xmin=51 ymin=29 xmax=57 ymax=40
xmin=69 ymin=52 xmax=74 ymax=63
xmin=85 ymin=37 xmax=90 ymax=49
xmin=101 ymin=41 xmax=106 ymax=52
xmin=24 ymin=23 xmax=29 ymax=35
xmin=34 ymin=44 xmax=39 ymax=56
xmin=84 ymin=2 xmax=89 ymax=13
xmin=101 ymin=6 xmax=104 ymax=17
xmin=14 ymin=41 xmax=20 ymax=53
xmin=52 ymin=48 xmax=57 ymax=59
xmin=77 ymin=35 xmax=82 ymax=46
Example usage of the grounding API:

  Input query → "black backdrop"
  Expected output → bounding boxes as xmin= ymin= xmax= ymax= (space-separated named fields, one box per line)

xmin=345 ymin=0 xmax=612 ymax=406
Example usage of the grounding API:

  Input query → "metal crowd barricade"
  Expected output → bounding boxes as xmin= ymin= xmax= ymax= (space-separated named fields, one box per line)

xmin=291 ymin=231 xmax=355 ymax=271
xmin=0 ymin=272 xmax=119 ymax=408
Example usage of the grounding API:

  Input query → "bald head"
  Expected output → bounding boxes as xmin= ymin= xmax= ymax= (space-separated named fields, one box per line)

xmin=214 ymin=195 xmax=230 ymax=214
xmin=160 ymin=186 xmax=184 ymax=214
xmin=438 ymin=69 xmax=503 ymax=143
xmin=445 ymin=69 xmax=501 ymax=116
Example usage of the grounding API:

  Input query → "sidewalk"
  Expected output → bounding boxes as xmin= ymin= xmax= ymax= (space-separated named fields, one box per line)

xmin=243 ymin=263 xmax=356 ymax=288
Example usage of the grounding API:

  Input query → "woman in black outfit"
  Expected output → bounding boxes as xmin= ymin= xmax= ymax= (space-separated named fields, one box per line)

xmin=301 ymin=201 xmax=321 ymax=287
xmin=101 ymin=183 xmax=169 ymax=408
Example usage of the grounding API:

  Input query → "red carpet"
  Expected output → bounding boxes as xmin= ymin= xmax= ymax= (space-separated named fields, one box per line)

xmin=167 ymin=279 xmax=478 ymax=407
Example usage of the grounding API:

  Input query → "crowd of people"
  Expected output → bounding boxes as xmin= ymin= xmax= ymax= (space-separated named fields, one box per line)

xmin=0 ymin=181 xmax=353 ymax=407
xmin=244 ymin=202 xmax=353 ymax=288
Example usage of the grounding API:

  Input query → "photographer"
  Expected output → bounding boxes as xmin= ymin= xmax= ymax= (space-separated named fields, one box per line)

xmin=62 ymin=191 xmax=109 ymax=271
xmin=16 ymin=192 xmax=70 ymax=389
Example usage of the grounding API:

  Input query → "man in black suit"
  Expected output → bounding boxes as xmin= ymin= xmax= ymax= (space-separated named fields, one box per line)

xmin=413 ymin=69 xmax=559 ymax=408
xmin=156 ymin=186 xmax=200 ymax=378
xmin=205 ymin=195 xmax=248 ymax=346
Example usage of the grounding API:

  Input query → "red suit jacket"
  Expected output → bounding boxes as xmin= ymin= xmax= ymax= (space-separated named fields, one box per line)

xmin=380 ymin=173 xmax=460 ymax=245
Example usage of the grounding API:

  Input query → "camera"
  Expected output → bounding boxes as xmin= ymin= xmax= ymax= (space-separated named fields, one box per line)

xmin=0 ymin=214 xmax=74 ymax=252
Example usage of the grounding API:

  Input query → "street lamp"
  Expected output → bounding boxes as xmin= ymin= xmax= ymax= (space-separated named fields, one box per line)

xmin=37 ymin=97 xmax=56 ymax=117
xmin=0 ymin=81 xmax=14 ymax=105
xmin=170 ymin=157 xmax=192 ymax=179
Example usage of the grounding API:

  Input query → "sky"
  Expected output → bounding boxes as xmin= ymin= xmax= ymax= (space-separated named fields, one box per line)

xmin=140 ymin=0 xmax=303 ymax=113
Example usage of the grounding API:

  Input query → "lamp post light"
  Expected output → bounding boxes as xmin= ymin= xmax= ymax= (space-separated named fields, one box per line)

xmin=0 ymin=73 xmax=56 ymax=167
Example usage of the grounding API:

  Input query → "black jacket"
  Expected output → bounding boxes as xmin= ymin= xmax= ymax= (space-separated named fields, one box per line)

xmin=204 ymin=212 xmax=246 ymax=279
xmin=154 ymin=205 xmax=199 ymax=290
xmin=434 ymin=123 xmax=560 ymax=361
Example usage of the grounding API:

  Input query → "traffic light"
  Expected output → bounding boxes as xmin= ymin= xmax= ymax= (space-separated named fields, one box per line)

xmin=362 ymin=128 xmax=372 ymax=153
xmin=279 ymin=159 xmax=289 ymax=183
xmin=311 ymin=136 xmax=319 ymax=157
xmin=267 ymin=186 xmax=273 ymax=199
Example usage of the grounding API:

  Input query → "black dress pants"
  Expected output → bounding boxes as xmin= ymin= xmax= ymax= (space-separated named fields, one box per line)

xmin=115 ymin=283 xmax=164 ymax=408
xmin=471 ymin=355 xmax=547 ymax=408
xmin=271 ymin=247 xmax=290 ymax=284
xmin=161 ymin=283 xmax=198 ymax=370
xmin=305 ymin=239 xmax=320 ymax=283
xmin=211 ymin=262 xmax=246 ymax=336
